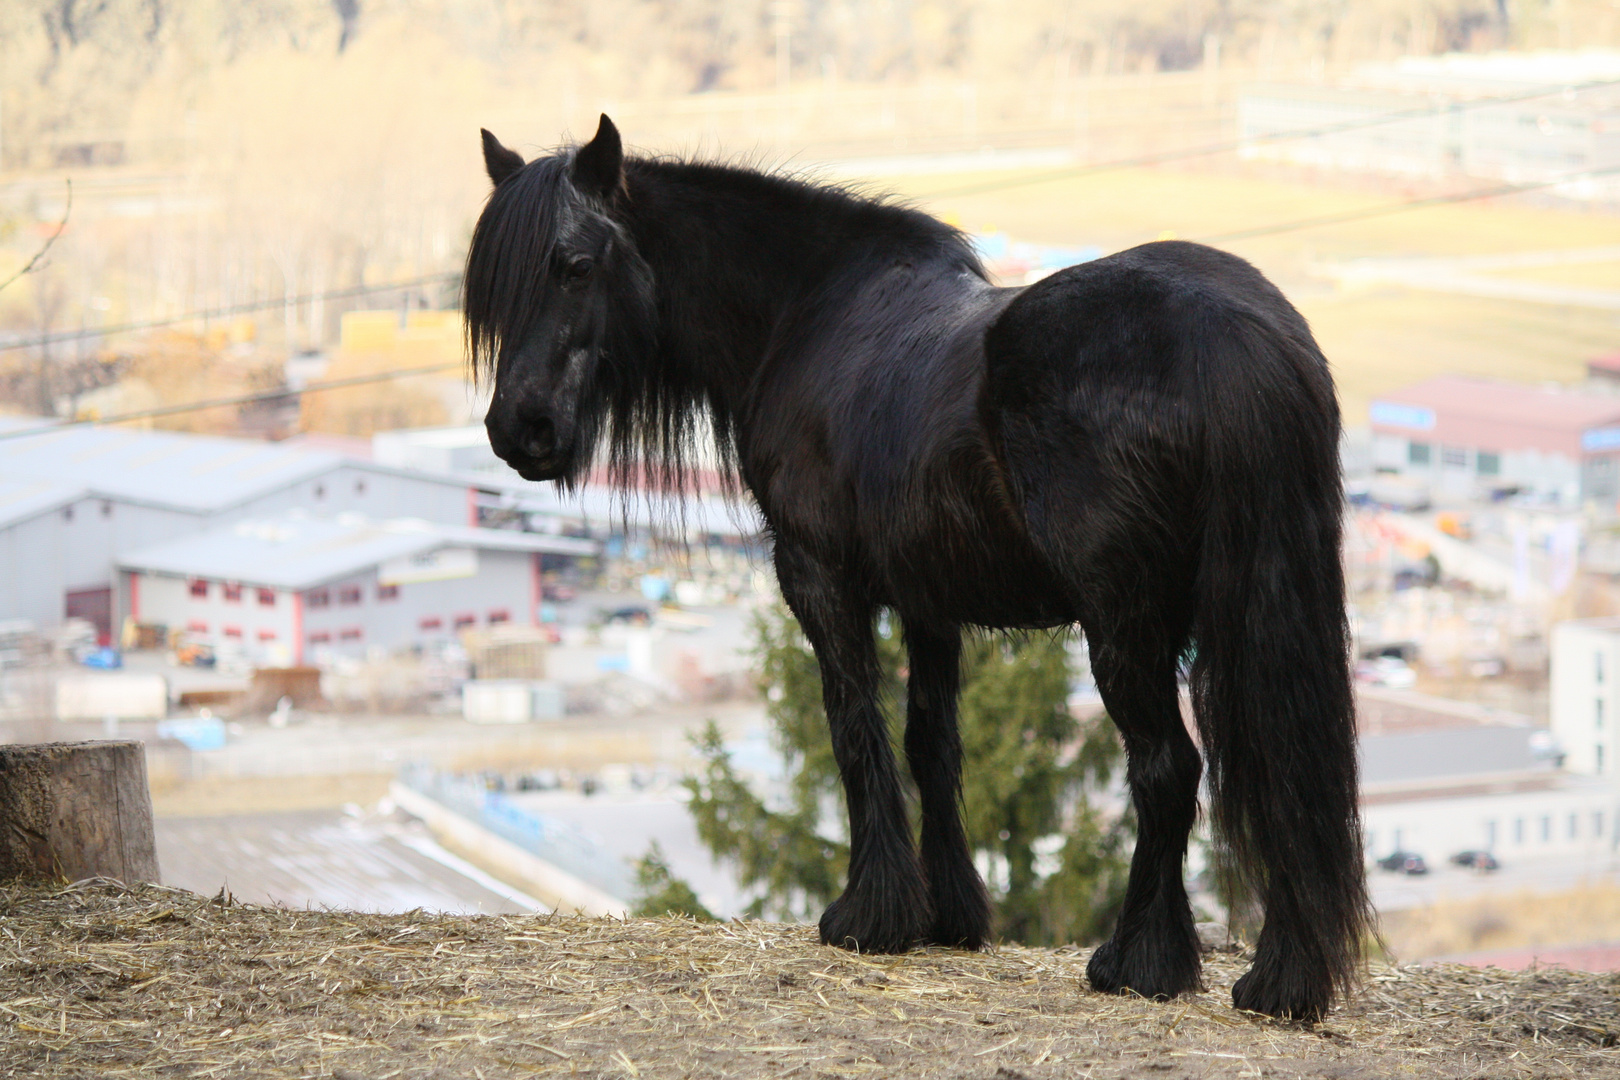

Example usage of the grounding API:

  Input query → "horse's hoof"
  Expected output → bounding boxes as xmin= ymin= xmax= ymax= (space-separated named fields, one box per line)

xmin=1086 ymin=936 xmax=1202 ymax=1001
xmin=926 ymin=882 xmax=991 ymax=950
xmin=1231 ymin=967 xmax=1330 ymax=1021
xmin=818 ymin=894 xmax=925 ymax=954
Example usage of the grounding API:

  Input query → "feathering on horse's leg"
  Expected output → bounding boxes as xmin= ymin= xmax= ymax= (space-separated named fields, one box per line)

xmin=1083 ymin=626 xmax=1204 ymax=1002
xmin=901 ymin=621 xmax=990 ymax=950
xmin=775 ymin=552 xmax=930 ymax=954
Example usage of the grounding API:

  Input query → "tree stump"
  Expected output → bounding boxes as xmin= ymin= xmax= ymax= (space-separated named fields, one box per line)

xmin=0 ymin=741 xmax=160 ymax=884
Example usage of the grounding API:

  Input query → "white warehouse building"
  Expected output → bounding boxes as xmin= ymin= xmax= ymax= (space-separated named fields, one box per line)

xmin=117 ymin=513 xmax=595 ymax=666
xmin=1550 ymin=617 xmax=1620 ymax=776
xmin=0 ymin=418 xmax=477 ymax=642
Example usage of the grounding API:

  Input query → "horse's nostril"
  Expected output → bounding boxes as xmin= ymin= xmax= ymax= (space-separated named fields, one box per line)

xmin=520 ymin=416 xmax=556 ymax=460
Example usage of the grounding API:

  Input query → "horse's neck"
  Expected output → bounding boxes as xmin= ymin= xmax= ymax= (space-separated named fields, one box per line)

xmin=624 ymin=163 xmax=966 ymax=408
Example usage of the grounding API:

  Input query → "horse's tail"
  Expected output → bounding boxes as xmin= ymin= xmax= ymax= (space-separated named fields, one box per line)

xmin=1189 ymin=305 xmax=1371 ymax=1015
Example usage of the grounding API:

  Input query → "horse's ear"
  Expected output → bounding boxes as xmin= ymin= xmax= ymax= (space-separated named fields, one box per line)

xmin=481 ymin=129 xmax=525 ymax=187
xmin=572 ymin=114 xmax=624 ymax=198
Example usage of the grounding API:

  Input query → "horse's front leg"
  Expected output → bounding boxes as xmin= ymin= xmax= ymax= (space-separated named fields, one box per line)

xmin=777 ymin=553 xmax=930 ymax=953
xmin=902 ymin=621 xmax=990 ymax=949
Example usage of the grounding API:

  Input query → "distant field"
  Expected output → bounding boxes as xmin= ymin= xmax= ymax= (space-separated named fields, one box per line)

xmin=876 ymin=164 xmax=1620 ymax=422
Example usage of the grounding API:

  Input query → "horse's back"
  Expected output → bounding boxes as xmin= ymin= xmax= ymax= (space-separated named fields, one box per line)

xmin=984 ymin=240 xmax=1321 ymax=417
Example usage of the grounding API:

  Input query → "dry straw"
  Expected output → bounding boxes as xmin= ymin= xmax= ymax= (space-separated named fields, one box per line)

xmin=2 ymin=879 xmax=1618 ymax=1078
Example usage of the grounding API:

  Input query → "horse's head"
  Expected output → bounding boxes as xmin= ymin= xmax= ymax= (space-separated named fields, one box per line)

xmin=465 ymin=115 xmax=656 ymax=484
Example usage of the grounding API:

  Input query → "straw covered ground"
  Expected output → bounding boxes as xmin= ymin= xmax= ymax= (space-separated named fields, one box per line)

xmin=3 ymin=881 xmax=1619 ymax=1079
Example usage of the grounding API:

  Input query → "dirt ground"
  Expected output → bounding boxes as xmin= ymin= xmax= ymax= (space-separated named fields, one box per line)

xmin=2 ymin=881 xmax=1618 ymax=1079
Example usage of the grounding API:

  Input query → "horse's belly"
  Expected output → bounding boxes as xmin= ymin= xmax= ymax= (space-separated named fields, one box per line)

xmin=881 ymin=532 xmax=1077 ymax=629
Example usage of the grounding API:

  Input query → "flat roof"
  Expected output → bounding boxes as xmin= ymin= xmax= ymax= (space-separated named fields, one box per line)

xmin=1369 ymin=375 xmax=1620 ymax=458
xmin=117 ymin=513 xmax=596 ymax=591
xmin=1361 ymin=725 xmax=1550 ymax=788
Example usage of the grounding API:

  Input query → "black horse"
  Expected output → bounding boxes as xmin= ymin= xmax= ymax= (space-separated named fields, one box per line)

xmin=466 ymin=116 xmax=1371 ymax=1020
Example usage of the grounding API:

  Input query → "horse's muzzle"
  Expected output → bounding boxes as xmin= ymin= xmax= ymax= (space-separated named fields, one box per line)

xmin=487 ymin=412 xmax=566 ymax=481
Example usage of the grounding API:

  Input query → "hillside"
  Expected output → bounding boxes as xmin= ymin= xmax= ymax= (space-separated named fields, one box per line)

xmin=3 ymin=880 xmax=1618 ymax=1078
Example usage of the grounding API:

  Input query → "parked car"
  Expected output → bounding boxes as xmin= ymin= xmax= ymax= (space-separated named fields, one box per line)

xmin=1450 ymin=850 xmax=1500 ymax=872
xmin=1377 ymin=851 xmax=1429 ymax=875
xmin=1356 ymin=655 xmax=1417 ymax=689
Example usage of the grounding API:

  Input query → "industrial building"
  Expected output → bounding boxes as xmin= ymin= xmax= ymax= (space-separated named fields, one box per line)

xmin=1358 ymin=687 xmax=1617 ymax=865
xmin=1239 ymin=50 xmax=1620 ymax=191
xmin=0 ymin=418 xmax=474 ymax=640
xmin=117 ymin=513 xmax=594 ymax=665
xmin=373 ymin=424 xmax=764 ymax=541
xmin=1368 ymin=374 xmax=1620 ymax=507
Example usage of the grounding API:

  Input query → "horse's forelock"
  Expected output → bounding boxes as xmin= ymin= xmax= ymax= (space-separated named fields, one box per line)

xmin=463 ymin=155 xmax=573 ymax=383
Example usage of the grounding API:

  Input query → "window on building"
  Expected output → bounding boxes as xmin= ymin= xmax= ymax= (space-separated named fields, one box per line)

xmin=339 ymin=627 xmax=363 ymax=641
xmin=453 ymin=613 xmax=477 ymax=630
xmin=223 ymin=626 xmax=242 ymax=639
xmin=1408 ymin=441 xmax=1432 ymax=466
xmin=1475 ymin=451 xmax=1501 ymax=476
xmin=314 ymin=484 xmax=326 ymax=499
xmin=377 ymin=584 xmax=399 ymax=601
xmin=309 ymin=632 xmax=331 ymax=644
xmin=1597 ymin=810 xmax=1606 ymax=837
xmin=355 ymin=479 xmax=367 ymax=495
xmin=1485 ymin=820 xmax=1497 ymax=849
xmin=339 ymin=586 xmax=362 ymax=606
xmin=257 ymin=588 xmax=276 ymax=607
xmin=61 ymin=505 xmax=74 ymax=523
xmin=223 ymin=583 xmax=243 ymax=603
xmin=1514 ymin=818 xmax=1525 ymax=844
xmin=100 ymin=500 xmax=113 ymax=518
xmin=1600 ymin=652 xmax=1606 ymax=684
xmin=307 ymin=588 xmax=330 ymax=608
xmin=419 ymin=616 xmax=443 ymax=631
xmin=488 ymin=608 xmax=511 ymax=624
xmin=1600 ymin=744 xmax=1607 ymax=773
xmin=187 ymin=620 xmax=208 ymax=634
xmin=188 ymin=579 xmax=209 ymax=599
xmin=1541 ymin=815 xmax=1552 ymax=842
xmin=1599 ymin=699 xmax=1606 ymax=730
xmin=257 ymin=629 xmax=277 ymax=642
xmin=1570 ymin=813 xmax=1580 ymax=839
xmin=1442 ymin=445 xmax=1468 ymax=468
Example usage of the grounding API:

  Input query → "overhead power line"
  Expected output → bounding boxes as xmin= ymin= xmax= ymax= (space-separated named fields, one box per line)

xmin=3 ymin=159 xmax=1616 ymax=440
xmin=915 ymin=75 xmax=1620 ymax=201
xmin=0 ymin=271 xmax=460 ymax=353
xmin=5 ymin=77 xmax=1612 ymax=354
xmin=0 ymin=360 xmax=463 ymax=443
xmin=1194 ymin=163 xmax=1620 ymax=243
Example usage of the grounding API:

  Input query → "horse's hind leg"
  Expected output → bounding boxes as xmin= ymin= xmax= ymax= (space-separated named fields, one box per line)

xmin=776 ymin=551 xmax=930 ymax=953
xmin=902 ymin=622 xmax=990 ymax=949
xmin=1084 ymin=624 xmax=1204 ymax=1001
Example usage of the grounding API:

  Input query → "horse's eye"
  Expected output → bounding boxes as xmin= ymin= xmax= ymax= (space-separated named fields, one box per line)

xmin=564 ymin=256 xmax=594 ymax=282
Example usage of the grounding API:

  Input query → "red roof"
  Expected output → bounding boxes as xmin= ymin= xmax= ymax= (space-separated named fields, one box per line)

xmin=1369 ymin=375 xmax=1620 ymax=457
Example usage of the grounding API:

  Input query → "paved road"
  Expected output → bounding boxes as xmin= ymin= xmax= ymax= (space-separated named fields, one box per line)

xmin=1371 ymin=848 xmax=1620 ymax=912
xmin=155 ymin=808 xmax=540 ymax=915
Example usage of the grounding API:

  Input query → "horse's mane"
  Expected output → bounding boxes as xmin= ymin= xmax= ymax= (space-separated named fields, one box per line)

xmin=462 ymin=149 xmax=981 ymax=507
xmin=463 ymin=154 xmax=571 ymax=388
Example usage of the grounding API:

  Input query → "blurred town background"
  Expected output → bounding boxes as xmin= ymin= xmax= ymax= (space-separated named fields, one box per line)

xmin=10 ymin=0 xmax=1620 ymax=967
